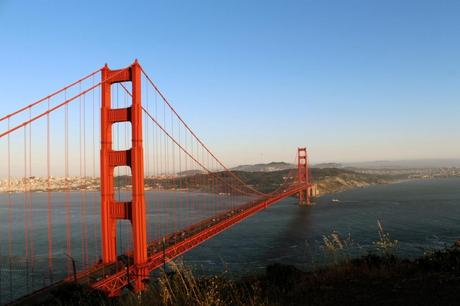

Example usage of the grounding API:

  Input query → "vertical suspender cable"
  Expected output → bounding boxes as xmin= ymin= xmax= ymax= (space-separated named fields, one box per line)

xmin=47 ymin=98 xmax=53 ymax=283
xmin=65 ymin=89 xmax=71 ymax=274
xmin=171 ymin=111 xmax=176 ymax=233
xmin=144 ymin=80 xmax=150 ymax=241
xmin=178 ymin=121 xmax=182 ymax=230
xmin=23 ymin=115 xmax=29 ymax=292
xmin=79 ymin=81 xmax=85 ymax=269
xmin=184 ymin=128 xmax=188 ymax=227
xmin=155 ymin=92 xmax=160 ymax=240
xmin=83 ymin=88 xmax=89 ymax=268
xmin=7 ymin=118 xmax=12 ymax=301
xmin=92 ymin=76 xmax=99 ymax=263
xmin=28 ymin=107 xmax=34 ymax=278
xmin=163 ymin=100 xmax=168 ymax=236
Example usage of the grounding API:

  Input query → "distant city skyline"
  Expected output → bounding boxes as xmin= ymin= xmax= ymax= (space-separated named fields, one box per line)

xmin=0 ymin=0 xmax=459 ymax=167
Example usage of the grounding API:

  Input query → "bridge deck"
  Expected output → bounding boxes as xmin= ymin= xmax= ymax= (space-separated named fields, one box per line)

xmin=78 ymin=185 xmax=305 ymax=296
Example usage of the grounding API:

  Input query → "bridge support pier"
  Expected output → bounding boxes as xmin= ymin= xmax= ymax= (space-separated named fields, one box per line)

xmin=297 ymin=147 xmax=311 ymax=205
xmin=100 ymin=60 xmax=148 ymax=293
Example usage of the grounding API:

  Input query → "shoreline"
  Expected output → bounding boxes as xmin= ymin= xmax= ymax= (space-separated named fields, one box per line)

xmin=319 ymin=176 xmax=460 ymax=198
xmin=316 ymin=177 xmax=408 ymax=198
xmin=0 ymin=175 xmax=459 ymax=194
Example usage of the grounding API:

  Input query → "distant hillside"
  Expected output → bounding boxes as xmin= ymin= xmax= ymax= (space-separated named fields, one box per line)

xmin=231 ymin=162 xmax=295 ymax=172
xmin=343 ymin=159 xmax=460 ymax=169
xmin=142 ymin=167 xmax=404 ymax=195
xmin=312 ymin=162 xmax=343 ymax=169
xmin=177 ymin=169 xmax=205 ymax=176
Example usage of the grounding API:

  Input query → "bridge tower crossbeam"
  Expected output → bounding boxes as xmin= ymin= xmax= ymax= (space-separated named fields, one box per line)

xmin=100 ymin=60 xmax=148 ymax=292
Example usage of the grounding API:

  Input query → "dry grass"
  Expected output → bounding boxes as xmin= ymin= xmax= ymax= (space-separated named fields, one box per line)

xmin=373 ymin=220 xmax=399 ymax=255
xmin=115 ymin=260 xmax=267 ymax=306
xmin=322 ymin=231 xmax=356 ymax=264
xmin=322 ymin=220 xmax=398 ymax=265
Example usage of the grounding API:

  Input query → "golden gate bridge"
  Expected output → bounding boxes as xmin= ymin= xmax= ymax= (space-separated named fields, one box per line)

xmin=0 ymin=61 xmax=314 ymax=304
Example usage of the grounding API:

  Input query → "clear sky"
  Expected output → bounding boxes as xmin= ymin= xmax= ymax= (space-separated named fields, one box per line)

xmin=0 ymin=0 xmax=459 ymax=166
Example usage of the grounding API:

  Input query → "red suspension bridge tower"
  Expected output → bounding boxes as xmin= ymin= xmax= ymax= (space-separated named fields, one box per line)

xmin=100 ymin=60 xmax=148 ymax=292
xmin=297 ymin=147 xmax=311 ymax=205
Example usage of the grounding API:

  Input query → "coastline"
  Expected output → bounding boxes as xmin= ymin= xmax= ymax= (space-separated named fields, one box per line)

xmin=0 ymin=174 xmax=457 ymax=194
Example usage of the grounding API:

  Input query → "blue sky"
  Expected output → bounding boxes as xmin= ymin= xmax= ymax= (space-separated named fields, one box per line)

xmin=0 ymin=0 xmax=459 ymax=165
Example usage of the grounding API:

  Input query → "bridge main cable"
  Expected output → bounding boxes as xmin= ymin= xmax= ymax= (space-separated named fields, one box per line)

xmin=0 ymin=68 xmax=126 ymax=139
xmin=0 ymin=68 xmax=102 ymax=122
xmin=142 ymin=106 xmax=262 ymax=197
xmin=140 ymin=67 xmax=269 ymax=197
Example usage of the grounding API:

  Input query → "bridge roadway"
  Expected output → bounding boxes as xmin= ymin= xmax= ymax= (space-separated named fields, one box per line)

xmin=87 ymin=184 xmax=306 ymax=296
xmin=10 ymin=184 xmax=306 ymax=304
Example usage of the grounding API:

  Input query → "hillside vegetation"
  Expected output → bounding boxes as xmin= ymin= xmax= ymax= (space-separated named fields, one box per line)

xmin=145 ymin=168 xmax=402 ymax=195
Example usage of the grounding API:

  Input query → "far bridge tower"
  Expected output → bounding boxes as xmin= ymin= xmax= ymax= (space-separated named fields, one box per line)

xmin=297 ymin=147 xmax=311 ymax=205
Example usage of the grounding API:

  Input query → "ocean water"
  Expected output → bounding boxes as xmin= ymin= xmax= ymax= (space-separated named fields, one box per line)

xmin=1 ymin=177 xmax=460 ymax=302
